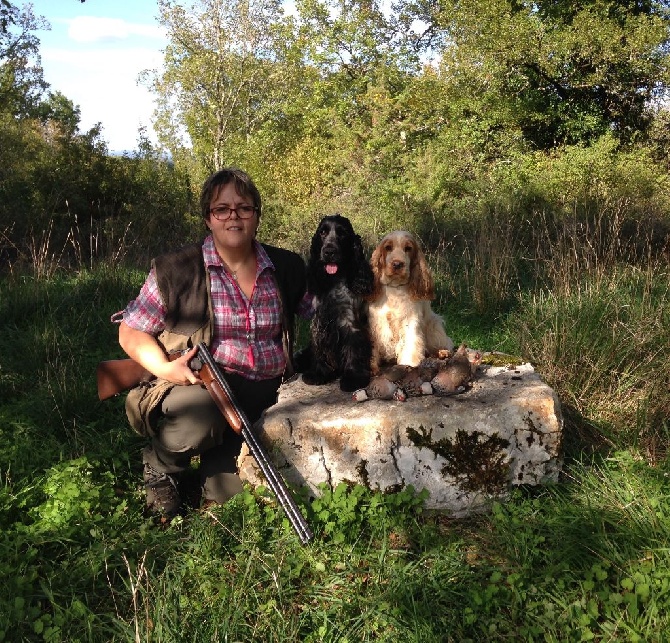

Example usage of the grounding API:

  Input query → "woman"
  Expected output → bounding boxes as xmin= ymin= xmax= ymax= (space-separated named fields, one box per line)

xmin=117 ymin=168 xmax=309 ymax=518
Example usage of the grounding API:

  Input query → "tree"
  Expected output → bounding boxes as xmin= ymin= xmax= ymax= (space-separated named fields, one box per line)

xmin=1 ymin=0 xmax=13 ymax=35
xmin=0 ymin=2 xmax=48 ymax=117
xmin=36 ymin=91 xmax=82 ymax=140
xmin=278 ymin=0 xmax=438 ymax=228
xmin=149 ymin=0 xmax=298 ymax=172
xmin=432 ymin=0 xmax=670 ymax=148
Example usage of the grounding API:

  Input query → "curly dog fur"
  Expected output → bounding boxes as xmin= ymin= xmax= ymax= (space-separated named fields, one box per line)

xmin=368 ymin=230 xmax=454 ymax=373
xmin=296 ymin=214 xmax=374 ymax=392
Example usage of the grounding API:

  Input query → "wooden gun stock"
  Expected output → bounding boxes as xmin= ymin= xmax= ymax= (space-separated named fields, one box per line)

xmin=96 ymin=359 xmax=153 ymax=401
xmin=95 ymin=351 xmax=243 ymax=433
xmin=96 ymin=354 xmax=246 ymax=437
xmin=96 ymin=351 xmax=186 ymax=401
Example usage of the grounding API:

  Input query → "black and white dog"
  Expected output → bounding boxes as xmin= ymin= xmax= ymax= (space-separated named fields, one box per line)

xmin=296 ymin=214 xmax=374 ymax=392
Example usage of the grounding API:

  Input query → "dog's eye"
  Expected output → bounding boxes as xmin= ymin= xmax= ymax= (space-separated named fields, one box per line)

xmin=404 ymin=245 xmax=414 ymax=253
xmin=384 ymin=243 xmax=393 ymax=252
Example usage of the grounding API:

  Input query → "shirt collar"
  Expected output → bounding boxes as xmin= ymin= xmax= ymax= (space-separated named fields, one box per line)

xmin=203 ymin=235 xmax=274 ymax=274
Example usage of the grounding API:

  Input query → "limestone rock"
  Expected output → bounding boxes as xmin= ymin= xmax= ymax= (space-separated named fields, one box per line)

xmin=238 ymin=356 xmax=563 ymax=516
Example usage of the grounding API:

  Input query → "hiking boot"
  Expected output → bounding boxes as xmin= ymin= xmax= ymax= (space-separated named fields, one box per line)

xmin=143 ymin=463 xmax=182 ymax=518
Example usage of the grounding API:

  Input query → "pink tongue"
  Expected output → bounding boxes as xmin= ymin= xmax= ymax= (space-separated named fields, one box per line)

xmin=326 ymin=264 xmax=338 ymax=275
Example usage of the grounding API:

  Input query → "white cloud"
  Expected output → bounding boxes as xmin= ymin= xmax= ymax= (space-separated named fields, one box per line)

xmin=67 ymin=16 xmax=166 ymax=44
xmin=44 ymin=46 xmax=163 ymax=74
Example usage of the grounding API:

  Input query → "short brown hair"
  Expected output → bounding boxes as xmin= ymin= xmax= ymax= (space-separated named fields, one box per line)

xmin=200 ymin=168 xmax=262 ymax=220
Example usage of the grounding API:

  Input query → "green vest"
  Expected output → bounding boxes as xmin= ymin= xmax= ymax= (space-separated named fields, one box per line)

xmin=125 ymin=241 xmax=306 ymax=436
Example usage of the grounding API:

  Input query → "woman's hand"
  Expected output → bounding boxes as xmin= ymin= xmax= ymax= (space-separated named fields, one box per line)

xmin=159 ymin=346 xmax=202 ymax=386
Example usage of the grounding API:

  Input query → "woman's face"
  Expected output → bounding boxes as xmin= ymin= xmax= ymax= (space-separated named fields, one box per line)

xmin=205 ymin=182 xmax=258 ymax=255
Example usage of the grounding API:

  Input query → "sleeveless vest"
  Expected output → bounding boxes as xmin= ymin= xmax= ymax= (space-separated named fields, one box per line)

xmin=125 ymin=241 xmax=306 ymax=436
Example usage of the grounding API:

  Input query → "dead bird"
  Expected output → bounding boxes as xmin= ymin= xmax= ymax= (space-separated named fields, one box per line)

xmin=353 ymin=364 xmax=433 ymax=402
xmin=354 ymin=343 xmax=481 ymax=402
xmin=382 ymin=364 xmax=433 ymax=397
xmin=352 ymin=376 xmax=408 ymax=402
xmin=430 ymin=343 xmax=482 ymax=396
xmin=415 ymin=357 xmax=443 ymax=381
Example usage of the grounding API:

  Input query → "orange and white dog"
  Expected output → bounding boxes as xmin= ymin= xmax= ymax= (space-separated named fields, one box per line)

xmin=368 ymin=231 xmax=454 ymax=373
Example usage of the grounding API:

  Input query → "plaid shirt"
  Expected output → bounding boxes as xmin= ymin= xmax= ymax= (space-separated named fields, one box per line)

xmin=121 ymin=236 xmax=311 ymax=380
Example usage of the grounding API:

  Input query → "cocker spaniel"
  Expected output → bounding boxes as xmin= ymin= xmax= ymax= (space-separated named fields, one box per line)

xmin=368 ymin=230 xmax=454 ymax=373
xmin=296 ymin=214 xmax=374 ymax=392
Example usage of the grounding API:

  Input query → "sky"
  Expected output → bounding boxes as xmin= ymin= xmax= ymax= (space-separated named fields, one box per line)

xmin=27 ymin=0 xmax=168 ymax=153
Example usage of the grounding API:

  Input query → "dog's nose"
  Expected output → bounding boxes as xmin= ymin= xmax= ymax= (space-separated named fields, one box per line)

xmin=391 ymin=260 xmax=405 ymax=271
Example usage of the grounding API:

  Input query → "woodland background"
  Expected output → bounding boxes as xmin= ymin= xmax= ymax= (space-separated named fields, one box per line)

xmin=2 ymin=0 xmax=670 ymax=268
xmin=2 ymin=0 xmax=670 ymax=640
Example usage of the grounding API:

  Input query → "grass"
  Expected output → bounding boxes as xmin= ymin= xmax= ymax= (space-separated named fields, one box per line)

xmin=509 ymin=263 xmax=670 ymax=462
xmin=1 ymin=231 xmax=669 ymax=641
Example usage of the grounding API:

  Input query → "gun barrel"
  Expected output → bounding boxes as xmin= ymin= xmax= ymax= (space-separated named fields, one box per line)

xmin=196 ymin=343 xmax=313 ymax=545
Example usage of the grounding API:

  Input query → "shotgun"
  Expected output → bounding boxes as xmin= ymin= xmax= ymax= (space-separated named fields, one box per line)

xmin=96 ymin=344 xmax=313 ymax=544
xmin=193 ymin=342 xmax=313 ymax=544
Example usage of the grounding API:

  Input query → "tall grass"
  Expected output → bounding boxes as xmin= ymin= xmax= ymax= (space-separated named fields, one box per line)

xmin=512 ymin=263 xmax=670 ymax=454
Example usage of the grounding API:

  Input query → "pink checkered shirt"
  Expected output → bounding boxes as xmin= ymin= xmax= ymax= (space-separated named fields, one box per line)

xmin=121 ymin=236 xmax=310 ymax=380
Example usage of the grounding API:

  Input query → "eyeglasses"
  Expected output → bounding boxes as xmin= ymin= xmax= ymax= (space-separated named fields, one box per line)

xmin=209 ymin=205 xmax=257 ymax=220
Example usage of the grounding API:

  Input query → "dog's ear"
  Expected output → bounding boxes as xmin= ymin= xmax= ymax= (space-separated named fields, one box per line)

xmin=368 ymin=241 xmax=384 ymax=299
xmin=308 ymin=221 xmax=324 ymax=260
xmin=306 ymin=223 xmax=326 ymax=293
xmin=349 ymin=234 xmax=375 ymax=296
xmin=409 ymin=244 xmax=435 ymax=300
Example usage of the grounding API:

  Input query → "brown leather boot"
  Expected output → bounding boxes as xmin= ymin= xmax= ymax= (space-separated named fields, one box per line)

xmin=144 ymin=463 xmax=182 ymax=519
